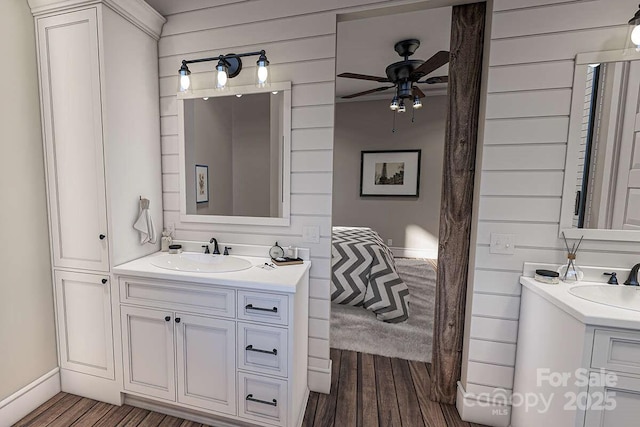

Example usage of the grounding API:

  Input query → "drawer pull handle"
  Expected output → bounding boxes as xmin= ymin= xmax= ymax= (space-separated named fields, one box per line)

xmin=246 ymin=394 xmax=277 ymax=407
xmin=245 ymin=304 xmax=278 ymax=313
xmin=246 ymin=345 xmax=277 ymax=356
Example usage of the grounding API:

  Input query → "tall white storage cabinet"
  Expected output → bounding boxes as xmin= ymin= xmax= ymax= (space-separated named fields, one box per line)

xmin=28 ymin=0 xmax=165 ymax=404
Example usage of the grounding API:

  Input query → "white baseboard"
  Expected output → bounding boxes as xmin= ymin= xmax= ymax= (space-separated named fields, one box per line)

xmin=390 ymin=246 xmax=438 ymax=259
xmin=308 ymin=360 xmax=332 ymax=394
xmin=0 ymin=368 xmax=60 ymax=426
xmin=457 ymin=382 xmax=511 ymax=427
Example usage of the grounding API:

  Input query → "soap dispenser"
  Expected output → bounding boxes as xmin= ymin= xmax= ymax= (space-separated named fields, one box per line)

xmin=161 ymin=230 xmax=173 ymax=252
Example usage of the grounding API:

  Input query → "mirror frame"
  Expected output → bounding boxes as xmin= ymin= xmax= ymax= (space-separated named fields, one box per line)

xmin=177 ymin=81 xmax=292 ymax=226
xmin=560 ymin=48 xmax=640 ymax=241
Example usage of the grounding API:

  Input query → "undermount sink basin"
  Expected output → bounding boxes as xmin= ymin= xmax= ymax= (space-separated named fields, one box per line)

xmin=150 ymin=253 xmax=252 ymax=273
xmin=569 ymin=285 xmax=640 ymax=312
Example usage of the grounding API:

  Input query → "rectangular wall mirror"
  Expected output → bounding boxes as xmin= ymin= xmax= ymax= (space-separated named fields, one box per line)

xmin=560 ymin=49 xmax=640 ymax=241
xmin=177 ymin=82 xmax=291 ymax=226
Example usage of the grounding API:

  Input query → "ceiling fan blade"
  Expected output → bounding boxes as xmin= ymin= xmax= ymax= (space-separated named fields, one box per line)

xmin=410 ymin=51 xmax=450 ymax=80
xmin=338 ymin=72 xmax=390 ymax=83
xmin=341 ymin=86 xmax=394 ymax=99
xmin=412 ymin=86 xmax=426 ymax=99
xmin=419 ymin=75 xmax=449 ymax=84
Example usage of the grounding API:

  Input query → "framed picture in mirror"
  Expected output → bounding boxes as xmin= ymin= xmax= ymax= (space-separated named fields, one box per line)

xmin=195 ymin=164 xmax=209 ymax=204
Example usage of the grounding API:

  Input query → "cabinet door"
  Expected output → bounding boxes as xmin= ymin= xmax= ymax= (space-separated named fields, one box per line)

xmin=37 ymin=9 xmax=109 ymax=271
xmin=176 ymin=313 xmax=236 ymax=415
xmin=55 ymin=270 xmax=114 ymax=379
xmin=585 ymin=373 xmax=640 ymax=427
xmin=121 ymin=306 xmax=175 ymax=401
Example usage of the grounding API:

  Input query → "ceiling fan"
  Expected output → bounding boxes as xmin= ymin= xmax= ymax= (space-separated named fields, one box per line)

xmin=338 ymin=39 xmax=449 ymax=111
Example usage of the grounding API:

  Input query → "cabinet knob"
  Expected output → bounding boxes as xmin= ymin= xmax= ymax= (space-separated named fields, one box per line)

xmin=101 ymin=278 xmax=108 ymax=284
xmin=99 ymin=234 xmax=106 ymax=240
xmin=175 ymin=317 xmax=181 ymax=323
xmin=165 ymin=316 xmax=171 ymax=322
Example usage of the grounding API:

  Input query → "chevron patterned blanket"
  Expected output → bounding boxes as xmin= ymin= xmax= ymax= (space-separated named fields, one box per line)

xmin=331 ymin=227 xmax=410 ymax=323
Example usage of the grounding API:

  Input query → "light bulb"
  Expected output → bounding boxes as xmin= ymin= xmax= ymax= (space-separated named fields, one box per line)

xmin=390 ymin=97 xmax=399 ymax=111
xmin=257 ymin=66 xmax=268 ymax=84
xmin=398 ymin=100 xmax=406 ymax=113
xmin=413 ymin=96 xmax=422 ymax=109
xmin=272 ymin=91 xmax=279 ymax=95
xmin=202 ymin=97 xmax=209 ymax=101
xmin=215 ymin=60 xmax=228 ymax=90
xmin=179 ymin=75 xmax=191 ymax=91
xmin=236 ymin=94 xmax=242 ymax=98
xmin=632 ymin=25 xmax=640 ymax=47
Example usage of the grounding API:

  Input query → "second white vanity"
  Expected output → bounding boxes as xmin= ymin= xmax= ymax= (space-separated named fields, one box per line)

xmin=111 ymin=251 xmax=310 ymax=427
xmin=512 ymin=275 xmax=640 ymax=427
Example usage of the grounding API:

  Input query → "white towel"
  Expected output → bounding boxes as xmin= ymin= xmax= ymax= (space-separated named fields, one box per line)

xmin=133 ymin=198 xmax=157 ymax=244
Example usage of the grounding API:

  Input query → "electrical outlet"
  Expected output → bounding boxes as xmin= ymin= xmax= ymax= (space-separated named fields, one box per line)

xmin=490 ymin=233 xmax=516 ymax=255
xmin=387 ymin=238 xmax=393 ymax=246
xmin=302 ymin=226 xmax=320 ymax=244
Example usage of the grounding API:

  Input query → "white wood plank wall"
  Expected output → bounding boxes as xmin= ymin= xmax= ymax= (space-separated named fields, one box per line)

xmin=157 ymin=0 xmax=434 ymax=392
xmin=155 ymin=0 xmax=640 ymax=402
xmin=464 ymin=0 xmax=640 ymax=422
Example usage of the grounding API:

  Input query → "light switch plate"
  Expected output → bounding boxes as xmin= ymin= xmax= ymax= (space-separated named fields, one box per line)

xmin=490 ymin=233 xmax=516 ymax=255
xmin=302 ymin=226 xmax=320 ymax=244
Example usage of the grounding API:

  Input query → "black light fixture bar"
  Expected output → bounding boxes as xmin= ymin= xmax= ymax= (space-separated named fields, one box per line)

xmin=181 ymin=50 xmax=266 ymax=66
xmin=177 ymin=49 xmax=269 ymax=93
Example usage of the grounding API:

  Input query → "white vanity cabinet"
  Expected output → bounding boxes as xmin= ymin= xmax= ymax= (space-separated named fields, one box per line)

xmin=115 ymin=266 xmax=310 ymax=427
xmin=513 ymin=280 xmax=640 ymax=427
xmin=29 ymin=0 xmax=165 ymax=404
xmin=121 ymin=306 xmax=237 ymax=414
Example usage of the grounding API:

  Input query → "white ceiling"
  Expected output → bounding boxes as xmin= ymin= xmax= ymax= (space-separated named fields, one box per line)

xmin=336 ymin=7 xmax=452 ymax=101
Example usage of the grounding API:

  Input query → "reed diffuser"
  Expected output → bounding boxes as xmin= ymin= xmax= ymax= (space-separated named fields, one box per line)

xmin=558 ymin=232 xmax=584 ymax=282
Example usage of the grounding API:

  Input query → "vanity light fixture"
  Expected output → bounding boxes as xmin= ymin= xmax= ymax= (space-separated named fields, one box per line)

xmin=215 ymin=59 xmax=229 ymax=90
xmin=629 ymin=4 xmax=640 ymax=51
xmin=177 ymin=50 xmax=270 ymax=93
xmin=178 ymin=62 xmax=191 ymax=93
xmin=256 ymin=52 xmax=270 ymax=88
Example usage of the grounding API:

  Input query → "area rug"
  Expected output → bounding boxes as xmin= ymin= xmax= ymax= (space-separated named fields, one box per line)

xmin=329 ymin=258 xmax=437 ymax=363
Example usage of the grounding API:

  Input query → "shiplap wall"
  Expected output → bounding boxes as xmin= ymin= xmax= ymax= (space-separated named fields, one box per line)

xmin=158 ymin=0 xmax=442 ymax=391
xmin=156 ymin=0 xmax=640 ymax=404
xmin=463 ymin=0 xmax=640 ymax=422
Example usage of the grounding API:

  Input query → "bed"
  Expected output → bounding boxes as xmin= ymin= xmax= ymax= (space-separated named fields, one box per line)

xmin=331 ymin=226 xmax=410 ymax=323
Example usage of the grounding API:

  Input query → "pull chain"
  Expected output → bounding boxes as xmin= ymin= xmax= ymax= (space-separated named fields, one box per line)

xmin=392 ymin=110 xmax=397 ymax=133
xmin=411 ymin=107 xmax=416 ymax=123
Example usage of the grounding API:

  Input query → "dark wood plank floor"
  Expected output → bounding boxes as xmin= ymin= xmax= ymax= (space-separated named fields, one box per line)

xmin=13 ymin=350 xmax=487 ymax=427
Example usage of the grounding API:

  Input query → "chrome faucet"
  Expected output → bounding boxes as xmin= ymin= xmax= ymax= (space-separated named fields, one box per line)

xmin=624 ymin=264 xmax=640 ymax=286
xmin=209 ymin=237 xmax=221 ymax=255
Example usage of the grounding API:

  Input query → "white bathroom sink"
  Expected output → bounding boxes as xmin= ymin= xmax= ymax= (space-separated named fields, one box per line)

xmin=150 ymin=253 xmax=252 ymax=273
xmin=569 ymin=285 xmax=640 ymax=312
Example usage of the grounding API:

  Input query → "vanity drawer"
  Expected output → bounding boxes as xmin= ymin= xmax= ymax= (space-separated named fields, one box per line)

xmin=237 ymin=291 xmax=288 ymax=326
xmin=592 ymin=329 xmax=640 ymax=376
xmin=238 ymin=372 xmax=288 ymax=427
xmin=238 ymin=322 xmax=288 ymax=377
xmin=119 ymin=277 xmax=235 ymax=318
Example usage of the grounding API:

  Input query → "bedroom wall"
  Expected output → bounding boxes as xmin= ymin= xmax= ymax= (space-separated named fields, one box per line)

xmin=332 ymin=97 xmax=446 ymax=257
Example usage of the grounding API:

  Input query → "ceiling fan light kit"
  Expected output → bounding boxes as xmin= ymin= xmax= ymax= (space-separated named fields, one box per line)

xmin=338 ymin=38 xmax=450 ymax=118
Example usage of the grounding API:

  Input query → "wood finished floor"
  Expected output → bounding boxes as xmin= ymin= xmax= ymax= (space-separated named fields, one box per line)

xmin=13 ymin=349 xmax=487 ymax=427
